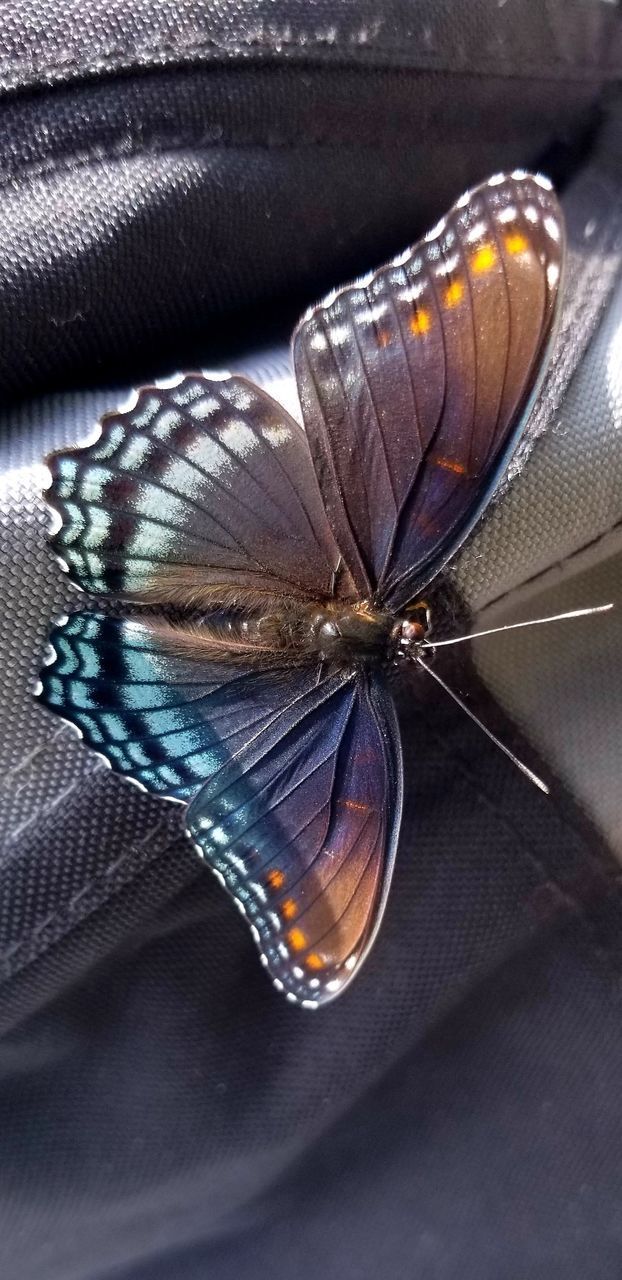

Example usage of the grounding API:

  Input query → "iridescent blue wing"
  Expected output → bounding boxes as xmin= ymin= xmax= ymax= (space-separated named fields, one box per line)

xmin=293 ymin=171 xmax=564 ymax=610
xmin=39 ymin=613 xmax=402 ymax=1006
xmin=187 ymin=668 xmax=402 ymax=1007
xmin=46 ymin=374 xmax=345 ymax=603
xmin=39 ymin=612 xmax=337 ymax=802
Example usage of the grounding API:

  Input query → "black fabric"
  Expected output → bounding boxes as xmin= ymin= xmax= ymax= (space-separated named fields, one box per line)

xmin=1 ymin=2 xmax=622 ymax=1278
xmin=0 ymin=0 xmax=619 ymax=401
xmin=3 ymin=667 xmax=622 ymax=1280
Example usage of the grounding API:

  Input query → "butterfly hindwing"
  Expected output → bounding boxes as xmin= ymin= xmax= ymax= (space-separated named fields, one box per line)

xmin=40 ymin=612 xmax=402 ymax=1006
xmin=40 ymin=612 xmax=335 ymax=802
xmin=293 ymin=171 xmax=564 ymax=609
xmin=187 ymin=668 xmax=402 ymax=1006
xmin=46 ymin=374 xmax=344 ymax=604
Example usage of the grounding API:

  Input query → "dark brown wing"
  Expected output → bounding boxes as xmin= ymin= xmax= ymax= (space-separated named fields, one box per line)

xmin=293 ymin=171 xmax=564 ymax=610
xmin=46 ymin=373 xmax=347 ymax=605
xmin=187 ymin=668 xmax=402 ymax=1006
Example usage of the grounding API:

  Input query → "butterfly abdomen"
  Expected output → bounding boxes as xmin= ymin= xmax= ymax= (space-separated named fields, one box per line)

xmin=150 ymin=597 xmax=422 ymax=672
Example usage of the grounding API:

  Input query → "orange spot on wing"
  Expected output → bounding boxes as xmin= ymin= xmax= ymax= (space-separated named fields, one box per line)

xmin=410 ymin=309 xmax=431 ymax=336
xmin=444 ymin=280 xmax=464 ymax=308
xmin=281 ymin=899 xmax=298 ymax=921
xmin=306 ymin=953 xmax=324 ymax=971
xmin=267 ymin=868 xmax=285 ymax=890
xmin=505 ymin=232 xmax=528 ymax=255
xmin=431 ymin=455 xmax=468 ymax=476
xmin=471 ymin=243 xmax=496 ymax=273
xmin=288 ymin=928 xmax=307 ymax=952
xmin=377 ymin=329 xmax=392 ymax=348
xmin=338 ymin=797 xmax=371 ymax=813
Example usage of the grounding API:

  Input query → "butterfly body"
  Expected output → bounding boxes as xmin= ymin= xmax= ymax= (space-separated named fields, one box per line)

xmin=38 ymin=171 xmax=565 ymax=1006
xmin=162 ymin=596 xmax=427 ymax=672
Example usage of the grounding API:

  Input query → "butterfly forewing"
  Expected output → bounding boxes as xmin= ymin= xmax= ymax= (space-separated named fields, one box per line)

xmin=293 ymin=171 xmax=564 ymax=609
xmin=47 ymin=374 xmax=346 ymax=605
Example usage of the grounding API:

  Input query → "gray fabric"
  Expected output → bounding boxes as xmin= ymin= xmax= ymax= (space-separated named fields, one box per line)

xmin=475 ymin=550 xmax=622 ymax=858
xmin=452 ymin=166 xmax=622 ymax=612
xmin=471 ymin=270 xmax=622 ymax=856
xmin=0 ymin=0 xmax=615 ymax=402
xmin=1 ymin=0 xmax=621 ymax=95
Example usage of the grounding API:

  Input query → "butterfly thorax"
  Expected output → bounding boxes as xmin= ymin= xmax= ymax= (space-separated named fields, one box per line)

xmin=306 ymin=601 xmax=427 ymax=667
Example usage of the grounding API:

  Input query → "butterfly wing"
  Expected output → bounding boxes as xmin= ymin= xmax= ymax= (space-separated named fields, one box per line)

xmin=40 ymin=612 xmax=401 ymax=1006
xmin=46 ymin=373 xmax=345 ymax=603
xmin=39 ymin=612 xmax=342 ymax=802
xmin=293 ymin=171 xmax=564 ymax=610
xmin=187 ymin=667 xmax=402 ymax=1007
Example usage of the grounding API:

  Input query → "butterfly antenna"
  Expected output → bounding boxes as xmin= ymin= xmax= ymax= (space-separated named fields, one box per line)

xmin=420 ymin=603 xmax=613 ymax=650
xmin=415 ymin=655 xmax=550 ymax=794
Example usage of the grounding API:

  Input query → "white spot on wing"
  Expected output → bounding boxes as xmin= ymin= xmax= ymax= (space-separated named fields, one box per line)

xmin=397 ymin=282 xmax=425 ymax=304
xmin=391 ymin=246 xmax=412 ymax=268
xmin=219 ymin=418 xmax=260 ymax=459
xmin=466 ymin=220 xmax=487 ymax=244
xmin=434 ymin=252 xmax=459 ymax=277
xmin=328 ymin=324 xmax=351 ymax=346
xmin=425 ymin=216 xmax=447 ymax=241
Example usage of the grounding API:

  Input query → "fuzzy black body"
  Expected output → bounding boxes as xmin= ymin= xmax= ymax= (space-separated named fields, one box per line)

xmin=173 ymin=595 xmax=428 ymax=672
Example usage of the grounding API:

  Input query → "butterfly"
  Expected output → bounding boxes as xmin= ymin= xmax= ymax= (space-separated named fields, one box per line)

xmin=38 ymin=171 xmax=564 ymax=1008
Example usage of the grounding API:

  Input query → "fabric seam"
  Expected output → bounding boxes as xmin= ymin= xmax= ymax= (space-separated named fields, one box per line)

xmin=1 ymin=40 xmax=621 ymax=97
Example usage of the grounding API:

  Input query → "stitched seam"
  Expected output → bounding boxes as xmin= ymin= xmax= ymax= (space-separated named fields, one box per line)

xmin=0 ymin=812 xmax=190 ymax=980
xmin=482 ymin=517 xmax=622 ymax=612
xmin=1 ymin=37 xmax=621 ymax=92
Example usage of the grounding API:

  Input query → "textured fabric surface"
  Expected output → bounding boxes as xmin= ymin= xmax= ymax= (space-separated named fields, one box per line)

xmin=1 ymin=0 xmax=621 ymax=94
xmin=472 ymin=272 xmax=622 ymax=857
xmin=0 ymin=0 xmax=617 ymax=401
xmin=2 ymin=2 xmax=622 ymax=1278
xmin=1 ymin=177 xmax=622 ymax=1277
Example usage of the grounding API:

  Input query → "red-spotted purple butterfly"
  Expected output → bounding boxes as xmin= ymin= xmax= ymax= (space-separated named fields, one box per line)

xmin=38 ymin=172 xmax=564 ymax=1007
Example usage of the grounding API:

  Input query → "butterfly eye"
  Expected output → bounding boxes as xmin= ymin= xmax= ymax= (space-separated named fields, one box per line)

xmin=401 ymin=620 xmax=425 ymax=643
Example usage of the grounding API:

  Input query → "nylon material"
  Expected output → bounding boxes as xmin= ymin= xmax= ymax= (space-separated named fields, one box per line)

xmin=470 ymin=270 xmax=622 ymax=859
xmin=473 ymin=553 xmax=622 ymax=860
xmin=453 ymin=235 xmax=622 ymax=612
xmin=0 ymin=0 xmax=620 ymax=95
xmin=0 ymin=47 xmax=610 ymax=401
